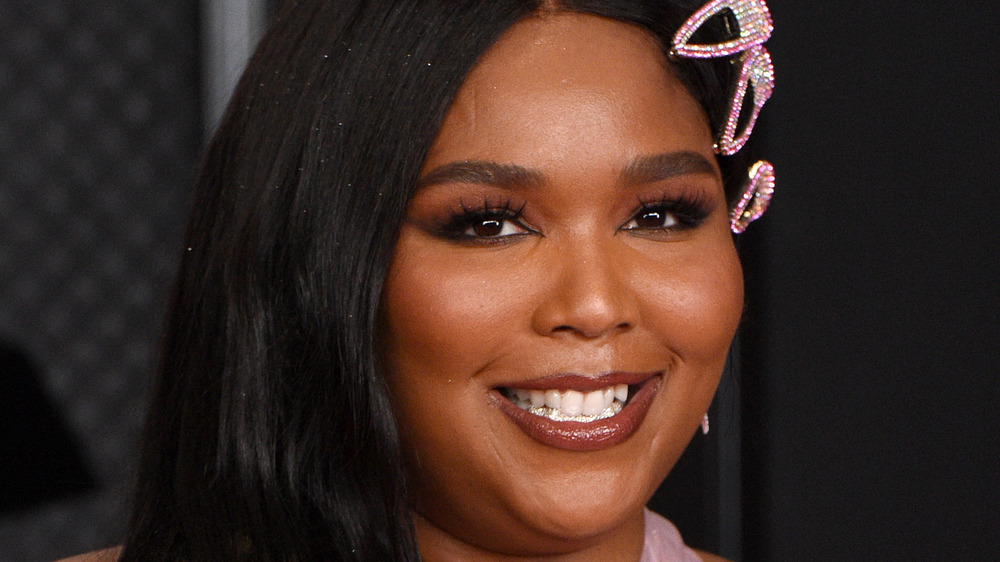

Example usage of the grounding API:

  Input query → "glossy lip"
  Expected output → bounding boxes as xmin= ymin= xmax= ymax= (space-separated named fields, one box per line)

xmin=491 ymin=372 xmax=663 ymax=452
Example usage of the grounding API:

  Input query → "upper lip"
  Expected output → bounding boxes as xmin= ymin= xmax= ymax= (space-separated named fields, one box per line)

xmin=495 ymin=371 xmax=660 ymax=392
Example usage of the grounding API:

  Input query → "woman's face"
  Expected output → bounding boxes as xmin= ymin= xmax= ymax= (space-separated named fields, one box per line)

xmin=381 ymin=13 xmax=743 ymax=558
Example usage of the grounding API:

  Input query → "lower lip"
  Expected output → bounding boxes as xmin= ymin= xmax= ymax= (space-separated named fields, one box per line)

xmin=492 ymin=376 xmax=662 ymax=452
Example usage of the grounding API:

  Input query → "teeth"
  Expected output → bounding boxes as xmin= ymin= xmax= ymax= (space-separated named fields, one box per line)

xmin=505 ymin=384 xmax=630 ymax=422
xmin=562 ymin=390 xmax=583 ymax=416
xmin=582 ymin=390 xmax=604 ymax=416
xmin=615 ymin=383 xmax=628 ymax=402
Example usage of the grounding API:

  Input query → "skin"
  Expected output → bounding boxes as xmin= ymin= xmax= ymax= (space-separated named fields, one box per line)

xmin=380 ymin=13 xmax=743 ymax=562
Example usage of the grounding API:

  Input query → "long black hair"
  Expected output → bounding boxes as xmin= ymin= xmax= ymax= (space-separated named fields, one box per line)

xmin=121 ymin=1 xmax=748 ymax=559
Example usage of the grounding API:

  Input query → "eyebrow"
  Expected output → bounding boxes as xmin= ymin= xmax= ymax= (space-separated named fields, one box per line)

xmin=416 ymin=161 xmax=543 ymax=190
xmin=618 ymin=152 xmax=719 ymax=186
xmin=416 ymin=151 xmax=717 ymax=191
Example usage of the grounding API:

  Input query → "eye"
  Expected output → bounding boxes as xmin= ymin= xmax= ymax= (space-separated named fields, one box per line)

xmin=625 ymin=208 xmax=679 ymax=230
xmin=434 ymin=199 xmax=535 ymax=243
xmin=464 ymin=216 xmax=529 ymax=238
xmin=620 ymin=196 xmax=712 ymax=233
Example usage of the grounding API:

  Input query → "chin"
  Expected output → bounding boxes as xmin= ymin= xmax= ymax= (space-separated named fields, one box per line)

xmin=406 ymin=393 xmax=691 ymax=556
xmin=519 ymin=478 xmax=647 ymax=540
xmin=500 ymin=439 xmax=672 ymax=539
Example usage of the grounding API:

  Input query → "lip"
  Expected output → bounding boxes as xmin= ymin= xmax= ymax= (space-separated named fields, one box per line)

xmin=491 ymin=372 xmax=663 ymax=452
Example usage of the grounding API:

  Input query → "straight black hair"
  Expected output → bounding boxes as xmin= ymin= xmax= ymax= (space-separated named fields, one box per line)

xmin=121 ymin=1 xmax=749 ymax=559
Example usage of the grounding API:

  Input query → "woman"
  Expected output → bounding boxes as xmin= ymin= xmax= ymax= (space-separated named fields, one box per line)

xmin=74 ymin=0 xmax=775 ymax=559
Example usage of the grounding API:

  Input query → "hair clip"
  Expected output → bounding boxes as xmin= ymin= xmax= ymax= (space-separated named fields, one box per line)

xmin=673 ymin=0 xmax=777 ymax=233
xmin=716 ymin=45 xmax=774 ymax=155
xmin=671 ymin=0 xmax=775 ymax=156
xmin=671 ymin=0 xmax=774 ymax=59
xmin=730 ymin=160 xmax=774 ymax=233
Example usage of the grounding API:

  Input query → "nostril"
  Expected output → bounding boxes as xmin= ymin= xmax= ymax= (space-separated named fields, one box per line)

xmin=549 ymin=321 xmax=631 ymax=339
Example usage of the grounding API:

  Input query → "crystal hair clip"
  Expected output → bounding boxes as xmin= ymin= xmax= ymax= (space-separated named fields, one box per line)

xmin=671 ymin=0 xmax=775 ymax=155
xmin=717 ymin=45 xmax=774 ymax=155
xmin=730 ymin=160 xmax=774 ymax=233
xmin=673 ymin=0 xmax=777 ymax=232
xmin=672 ymin=0 xmax=773 ymax=59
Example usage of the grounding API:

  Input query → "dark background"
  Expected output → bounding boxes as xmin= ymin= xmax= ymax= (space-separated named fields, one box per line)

xmin=1 ymin=1 xmax=997 ymax=560
xmin=739 ymin=1 xmax=1000 ymax=559
xmin=0 ymin=1 xmax=201 ymax=560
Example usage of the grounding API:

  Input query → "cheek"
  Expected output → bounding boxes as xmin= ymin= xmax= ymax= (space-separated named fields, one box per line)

xmin=380 ymin=243 xmax=520 ymax=381
xmin=642 ymin=241 xmax=743 ymax=366
xmin=379 ymin=236 xmax=527 ymax=506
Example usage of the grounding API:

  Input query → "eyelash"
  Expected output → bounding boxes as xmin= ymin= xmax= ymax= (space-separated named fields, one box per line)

xmin=622 ymin=194 xmax=712 ymax=232
xmin=435 ymin=199 xmax=532 ymax=243
xmin=433 ymin=193 xmax=712 ymax=243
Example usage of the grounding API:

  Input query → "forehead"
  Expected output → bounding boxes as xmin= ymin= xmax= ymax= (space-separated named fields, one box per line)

xmin=476 ymin=12 xmax=668 ymax=86
xmin=424 ymin=13 xmax=714 ymax=169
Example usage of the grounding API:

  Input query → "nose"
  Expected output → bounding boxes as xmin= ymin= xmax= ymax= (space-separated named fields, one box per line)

xmin=531 ymin=237 xmax=638 ymax=340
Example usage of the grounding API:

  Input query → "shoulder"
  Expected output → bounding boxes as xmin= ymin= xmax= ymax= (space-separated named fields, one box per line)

xmin=56 ymin=546 xmax=122 ymax=562
xmin=642 ymin=510 xmax=730 ymax=562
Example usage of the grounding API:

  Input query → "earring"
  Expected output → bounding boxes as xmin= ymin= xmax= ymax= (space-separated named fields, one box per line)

xmin=730 ymin=160 xmax=775 ymax=233
xmin=701 ymin=413 xmax=710 ymax=434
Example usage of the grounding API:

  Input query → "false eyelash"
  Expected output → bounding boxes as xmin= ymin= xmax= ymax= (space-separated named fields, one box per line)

xmin=629 ymin=192 xmax=714 ymax=229
xmin=434 ymin=198 xmax=529 ymax=240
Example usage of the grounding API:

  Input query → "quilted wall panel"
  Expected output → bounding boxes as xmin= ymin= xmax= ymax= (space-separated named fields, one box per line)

xmin=0 ymin=1 xmax=200 ymax=559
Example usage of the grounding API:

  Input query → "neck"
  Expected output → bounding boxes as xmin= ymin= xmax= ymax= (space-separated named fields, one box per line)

xmin=412 ymin=508 xmax=646 ymax=562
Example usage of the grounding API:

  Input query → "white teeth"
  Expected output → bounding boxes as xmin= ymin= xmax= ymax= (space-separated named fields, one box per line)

xmin=506 ymin=383 xmax=630 ymax=422
xmin=582 ymin=390 xmax=604 ymax=416
xmin=561 ymin=390 xmax=584 ymax=416
xmin=615 ymin=384 xmax=628 ymax=403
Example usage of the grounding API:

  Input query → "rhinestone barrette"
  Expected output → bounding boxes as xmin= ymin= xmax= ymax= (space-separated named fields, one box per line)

xmin=673 ymin=0 xmax=776 ymax=233
xmin=730 ymin=160 xmax=774 ymax=233
xmin=717 ymin=45 xmax=774 ymax=155
xmin=671 ymin=0 xmax=774 ymax=59
xmin=672 ymin=0 xmax=775 ymax=155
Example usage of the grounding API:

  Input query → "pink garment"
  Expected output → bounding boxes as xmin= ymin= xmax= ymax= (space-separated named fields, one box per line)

xmin=640 ymin=509 xmax=702 ymax=562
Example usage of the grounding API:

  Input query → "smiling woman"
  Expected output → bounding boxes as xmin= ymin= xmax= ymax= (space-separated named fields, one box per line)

xmin=100 ymin=0 xmax=775 ymax=560
xmin=382 ymin=16 xmax=743 ymax=559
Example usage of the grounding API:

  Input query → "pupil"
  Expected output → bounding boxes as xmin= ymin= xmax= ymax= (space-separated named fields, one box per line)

xmin=474 ymin=219 xmax=503 ymax=237
xmin=637 ymin=211 xmax=663 ymax=228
